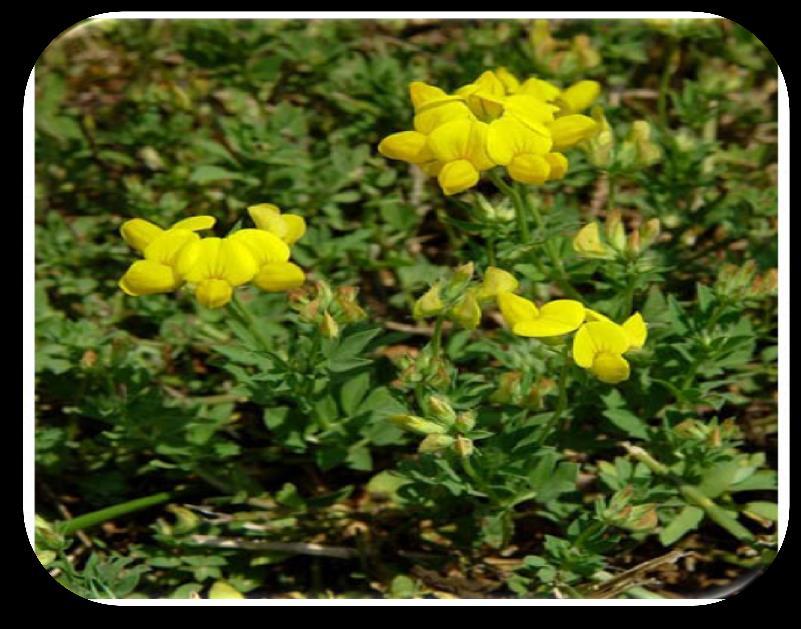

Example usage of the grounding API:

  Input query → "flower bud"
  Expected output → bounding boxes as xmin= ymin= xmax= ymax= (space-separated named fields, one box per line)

xmin=425 ymin=395 xmax=457 ymax=426
xmin=413 ymin=284 xmax=445 ymax=319
xmin=627 ymin=229 xmax=641 ymax=255
xmin=334 ymin=286 xmax=367 ymax=323
xmin=390 ymin=414 xmax=448 ymax=435
xmin=451 ymin=262 xmax=475 ymax=285
xmin=489 ymin=372 xmax=522 ymax=405
xmin=319 ymin=311 xmax=340 ymax=339
xmin=605 ymin=209 xmax=627 ymax=251
xmin=639 ymin=218 xmax=661 ymax=250
xmin=582 ymin=106 xmax=614 ymax=169
xmin=454 ymin=436 xmax=475 ymax=458
xmin=418 ymin=434 xmax=455 ymax=454
xmin=477 ymin=267 xmax=519 ymax=302
xmin=455 ymin=410 xmax=477 ymax=433
xmin=449 ymin=290 xmax=481 ymax=330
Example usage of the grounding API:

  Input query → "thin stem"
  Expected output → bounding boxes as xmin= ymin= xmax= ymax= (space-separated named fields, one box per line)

xmin=430 ymin=315 xmax=445 ymax=359
xmin=230 ymin=292 xmax=271 ymax=351
xmin=658 ymin=39 xmax=679 ymax=127
xmin=57 ymin=491 xmax=176 ymax=535
xmin=489 ymin=171 xmax=529 ymax=243
xmin=486 ymin=236 xmax=497 ymax=266
xmin=538 ymin=344 xmax=572 ymax=445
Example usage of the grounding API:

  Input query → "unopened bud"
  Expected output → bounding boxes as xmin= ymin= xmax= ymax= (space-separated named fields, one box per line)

xmin=413 ymin=284 xmax=445 ymax=319
xmin=426 ymin=395 xmax=456 ymax=426
xmin=455 ymin=410 xmax=476 ymax=433
xmin=452 ymin=262 xmax=475 ymax=284
xmin=477 ymin=267 xmax=519 ymax=301
xmin=454 ymin=436 xmax=474 ymax=457
xmin=334 ymin=286 xmax=367 ymax=323
xmin=319 ymin=311 xmax=340 ymax=339
xmin=640 ymin=218 xmax=661 ymax=249
xmin=450 ymin=290 xmax=481 ymax=330
xmin=489 ymin=372 xmax=522 ymax=404
xmin=573 ymin=222 xmax=613 ymax=259
xmin=418 ymin=433 xmax=455 ymax=454
xmin=390 ymin=414 xmax=447 ymax=436
xmin=605 ymin=209 xmax=627 ymax=251
xmin=627 ymin=229 xmax=641 ymax=255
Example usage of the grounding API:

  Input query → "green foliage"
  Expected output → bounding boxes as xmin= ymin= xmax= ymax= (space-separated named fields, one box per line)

xmin=34 ymin=18 xmax=778 ymax=599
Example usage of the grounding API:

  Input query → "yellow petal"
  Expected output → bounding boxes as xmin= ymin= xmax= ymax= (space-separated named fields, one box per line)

xmin=176 ymin=237 xmax=259 ymax=286
xmin=195 ymin=278 xmax=233 ymax=309
xmin=584 ymin=308 xmax=612 ymax=323
xmin=513 ymin=300 xmax=585 ymax=337
xmin=573 ymin=222 xmax=609 ymax=256
xmin=170 ymin=215 xmax=216 ymax=232
xmin=558 ymin=80 xmax=601 ymax=114
xmin=253 ymin=261 xmax=306 ymax=292
xmin=378 ymin=130 xmax=433 ymax=164
xmin=495 ymin=67 xmax=521 ymax=94
xmin=507 ymin=153 xmax=551 ymax=184
xmin=248 ymin=203 xmax=282 ymax=230
xmin=427 ymin=119 xmax=471 ymax=162
xmin=487 ymin=117 xmax=552 ymax=165
xmin=144 ymin=229 xmax=200 ymax=266
xmin=591 ymin=352 xmax=630 ymax=383
xmin=477 ymin=267 xmax=519 ymax=301
xmin=504 ymin=94 xmax=559 ymax=136
xmin=544 ymin=152 xmax=569 ymax=180
xmin=574 ymin=320 xmax=630 ymax=363
xmin=409 ymin=81 xmax=459 ymax=111
xmin=228 ymin=229 xmax=290 ymax=266
xmin=413 ymin=101 xmax=473 ymax=135
xmin=438 ymin=159 xmax=479 ymax=196
xmin=119 ymin=260 xmax=180 ymax=296
xmin=498 ymin=292 xmax=539 ymax=328
xmin=622 ymin=312 xmax=648 ymax=349
xmin=517 ymin=77 xmax=562 ymax=101
xmin=120 ymin=219 xmax=164 ymax=252
xmin=572 ymin=324 xmax=597 ymax=368
xmin=549 ymin=114 xmax=599 ymax=151
xmin=281 ymin=214 xmax=306 ymax=245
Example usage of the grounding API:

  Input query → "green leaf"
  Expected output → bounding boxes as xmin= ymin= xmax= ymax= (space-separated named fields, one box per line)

xmin=659 ymin=506 xmax=704 ymax=545
xmin=208 ymin=581 xmax=244 ymax=599
xmin=602 ymin=409 xmax=649 ymax=440
xmin=744 ymin=501 xmax=778 ymax=522
xmin=340 ymin=372 xmax=371 ymax=416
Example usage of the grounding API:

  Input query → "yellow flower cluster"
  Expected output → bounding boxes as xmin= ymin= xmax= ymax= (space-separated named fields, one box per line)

xmin=378 ymin=68 xmax=601 ymax=196
xmin=492 ymin=278 xmax=647 ymax=384
xmin=118 ymin=204 xmax=306 ymax=309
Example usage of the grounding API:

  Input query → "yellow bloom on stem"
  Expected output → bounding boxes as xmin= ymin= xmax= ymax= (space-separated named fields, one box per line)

xmin=549 ymin=114 xmax=599 ymax=151
xmin=247 ymin=203 xmax=307 ymax=245
xmin=487 ymin=117 xmax=553 ymax=184
xmin=573 ymin=312 xmax=648 ymax=383
xmin=228 ymin=228 xmax=306 ymax=295
xmin=498 ymin=293 xmax=586 ymax=337
xmin=427 ymin=118 xmax=495 ymax=195
xmin=176 ymin=236 xmax=261 ymax=308
xmin=573 ymin=222 xmax=614 ymax=258
xmin=476 ymin=266 xmax=519 ymax=301
xmin=118 ymin=216 xmax=216 ymax=297
xmin=557 ymin=80 xmax=601 ymax=114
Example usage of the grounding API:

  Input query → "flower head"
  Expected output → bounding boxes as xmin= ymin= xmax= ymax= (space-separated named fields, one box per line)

xmin=573 ymin=312 xmax=648 ymax=383
xmin=498 ymin=293 xmax=586 ymax=337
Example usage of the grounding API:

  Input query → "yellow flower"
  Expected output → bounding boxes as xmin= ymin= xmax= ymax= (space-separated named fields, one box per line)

xmin=229 ymin=229 xmax=306 ymax=295
xmin=557 ymin=80 xmax=601 ymax=114
xmin=573 ymin=222 xmax=614 ymax=258
xmin=487 ymin=117 xmax=553 ymax=184
xmin=427 ymin=118 xmax=495 ymax=195
xmin=573 ymin=312 xmax=648 ymax=383
xmin=549 ymin=114 xmax=599 ymax=151
xmin=118 ymin=216 xmax=216 ymax=297
xmin=247 ymin=203 xmax=306 ymax=245
xmin=413 ymin=283 xmax=445 ymax=318
xmin=476 ymin=266 xmax=519 ymax=301
xmin=498 ymin=293 xmax=586 ymax=337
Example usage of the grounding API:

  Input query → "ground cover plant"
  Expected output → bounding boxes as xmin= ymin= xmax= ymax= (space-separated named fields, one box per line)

xmin=33 ymin=17 xmax=779 ymax=600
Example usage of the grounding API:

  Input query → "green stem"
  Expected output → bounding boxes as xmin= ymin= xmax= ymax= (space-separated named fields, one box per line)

xmin=520 ymin=188 xmax=582 ymax=301
xmin=430 ymin=315 xmax=445 ymax=360
xmin=489 ymin=171 xmax=529 ymax=243
xmin=658 ymin=39 xmax=679 ymax=127
xmin=486 ymin=236 xmax=497 ymax=266
xmin=538 ymin=344 xmax=571 ymax=445
xmin=230 ymin=292 xmax=271 ymax=351
xmin=56 ymin=491 xmax=176 ymax=535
